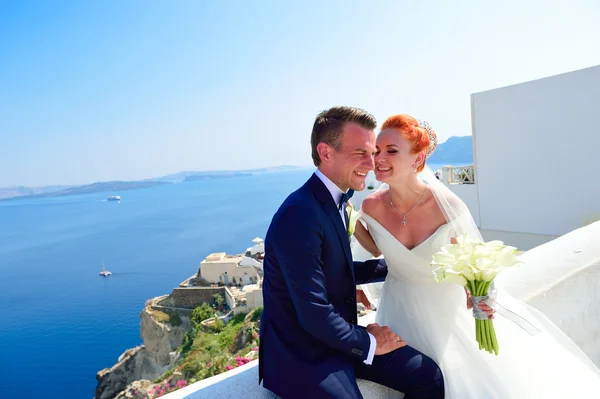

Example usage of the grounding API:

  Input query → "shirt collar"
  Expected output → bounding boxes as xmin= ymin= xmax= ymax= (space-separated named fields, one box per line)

xmin=315 ymin=169 xmax=346 ymax=208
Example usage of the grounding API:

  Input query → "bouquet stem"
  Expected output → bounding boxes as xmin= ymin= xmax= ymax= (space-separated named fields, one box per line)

xmin=468 ymin=280 xmax=498 ymax=355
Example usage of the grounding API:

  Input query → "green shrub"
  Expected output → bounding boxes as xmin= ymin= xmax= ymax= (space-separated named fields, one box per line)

xmin=231 ymin=312 xmax=247 ymax=324
xmin=191 ymin=354 xmax=235 ymax=380
xmin=250 ymin=307 xmax=263 ymax=322
xmin=217 ymin=325 xmax=239 ymax=350
xmin=191 ymin=303 xmax=214 ymax=328
xmin=180 ymin=330 xmax=196 ymax=356
xmin=182 ymin=357 xmax=205 ymax=378
xmin=211 ymin=317 xmax=225 ymax=333
xmin=167 ymin=309 xmax=261 ymax=387
xmin=154 ymin=367 xmax=176 ymax=383
xmin=213 ymin=294 xmax=225 ymax=311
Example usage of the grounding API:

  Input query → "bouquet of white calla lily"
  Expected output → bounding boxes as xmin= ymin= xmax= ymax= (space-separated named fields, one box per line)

xmin=429 ymin=233 xmax=523 ymax=354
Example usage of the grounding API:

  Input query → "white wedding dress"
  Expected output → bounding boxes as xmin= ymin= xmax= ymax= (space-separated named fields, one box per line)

xmin=359 ymin=212 xmax=600 ymax=398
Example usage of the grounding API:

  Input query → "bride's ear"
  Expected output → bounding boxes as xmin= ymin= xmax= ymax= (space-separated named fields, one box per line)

xmin=415 ymin=151 xmax=426 ymax=168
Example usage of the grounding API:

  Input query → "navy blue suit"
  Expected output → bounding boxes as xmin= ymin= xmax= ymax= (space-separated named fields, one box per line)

xmin=259 ymin=174 xmax=444 ymax=398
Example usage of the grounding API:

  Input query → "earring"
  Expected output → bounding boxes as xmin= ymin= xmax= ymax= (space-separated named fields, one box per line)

xmin=412 ymin=164 xmax=417 ymax=173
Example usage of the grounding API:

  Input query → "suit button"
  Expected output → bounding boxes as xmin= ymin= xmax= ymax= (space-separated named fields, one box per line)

xmin=346 ymin=298 xmax=353 ymax=304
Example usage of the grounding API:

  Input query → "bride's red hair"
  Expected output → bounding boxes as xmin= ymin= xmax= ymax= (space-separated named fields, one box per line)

xmin=380 ymin=114 xmax=432 ymax=172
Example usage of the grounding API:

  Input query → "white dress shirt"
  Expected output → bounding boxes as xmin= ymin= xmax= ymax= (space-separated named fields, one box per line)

xmin=315 ymin=169 xmax=377 ymax=365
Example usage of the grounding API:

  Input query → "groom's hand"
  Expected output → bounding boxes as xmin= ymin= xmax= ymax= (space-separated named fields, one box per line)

xmin=367 ymin=323 xmax=407 ymax=355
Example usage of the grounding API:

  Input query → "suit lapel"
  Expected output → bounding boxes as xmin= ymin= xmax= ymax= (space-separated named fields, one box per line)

xmin=325 ymin=202 xmax=355 ymax=278
xmin=308 ymin=174 xmax=355 ymax=280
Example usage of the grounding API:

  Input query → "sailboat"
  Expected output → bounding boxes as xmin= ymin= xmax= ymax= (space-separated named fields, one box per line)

xmin=99 ymin=262 xmax=112 ymax=277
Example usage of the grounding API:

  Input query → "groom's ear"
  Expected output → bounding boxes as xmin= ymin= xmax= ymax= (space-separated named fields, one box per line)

xmin=317 ymin=142 xmax=332 ymax=164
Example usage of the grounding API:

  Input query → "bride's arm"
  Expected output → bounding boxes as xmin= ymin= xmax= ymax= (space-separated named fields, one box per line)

xmin=354 ymin=220 xmax=382 ymax=258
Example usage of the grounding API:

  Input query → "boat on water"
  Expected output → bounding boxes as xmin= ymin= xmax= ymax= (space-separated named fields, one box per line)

xmin=99 ymin=263 xmax=112 ymax=277
xmin=107 ymin=195 xmax=121 ymax=201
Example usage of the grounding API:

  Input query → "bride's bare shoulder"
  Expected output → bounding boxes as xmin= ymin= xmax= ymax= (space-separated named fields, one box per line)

xmin=361 ymin=189 xmax=388 ymax=215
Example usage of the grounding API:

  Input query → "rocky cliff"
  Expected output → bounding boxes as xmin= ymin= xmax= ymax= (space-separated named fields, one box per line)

xmin=95 ymin=298 xmax=191 ymax=399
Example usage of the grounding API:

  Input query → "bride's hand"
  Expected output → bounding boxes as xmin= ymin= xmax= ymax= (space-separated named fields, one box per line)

xmin=450 ymin=237 xmax=496 ymax=320
xmin=452 ymin=236 xmax=496 ymax=319
xmin=465 ymin=287 xmax=473 ymax=310
xmin=465 ymin=287 xmax=495 ymax=320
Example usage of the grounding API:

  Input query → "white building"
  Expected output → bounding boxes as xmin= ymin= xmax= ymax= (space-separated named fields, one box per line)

xmin=447 ymin=64 xmax=600 ymax=250
xmin=247 ymin=237 xmax=265 ymax=257
xmin=198 ymin=252 xmax=260 ymax=286
xmin=243 ymin=283 xmax=264 ymax=311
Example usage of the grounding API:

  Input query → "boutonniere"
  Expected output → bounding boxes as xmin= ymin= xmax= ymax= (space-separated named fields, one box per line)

xmin=346 ymin=203 xmax=361 ymax=237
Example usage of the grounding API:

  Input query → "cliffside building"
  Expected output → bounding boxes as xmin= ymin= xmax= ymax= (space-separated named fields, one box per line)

xmin=198 ymin=252 xmax=261 ymax=286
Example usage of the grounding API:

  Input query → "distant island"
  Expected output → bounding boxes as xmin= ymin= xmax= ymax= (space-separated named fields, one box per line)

xmin=0 ymin=165 xmax=300 ymax=201
xmin=427 ymin=136 xmax=473 ymax=165
xmin=152 ymin=165 xmax=298 ymax=183
xmin=0 ymin=185 xmax=74 ymax=200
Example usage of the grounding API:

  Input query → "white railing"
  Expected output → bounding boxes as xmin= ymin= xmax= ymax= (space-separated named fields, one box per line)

xmin=440 ymin=165 xmax=475 ymax=184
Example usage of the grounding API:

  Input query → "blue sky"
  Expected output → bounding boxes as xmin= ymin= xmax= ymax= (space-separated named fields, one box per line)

xmin=1 ymin=1 xmax=599 ymax=186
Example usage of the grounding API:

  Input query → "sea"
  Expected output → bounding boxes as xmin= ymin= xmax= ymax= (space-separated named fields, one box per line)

xmin=0 ymin=169 xmax=322 ymax=399
xmin=0 ymin=164 xmax=449 ymax=399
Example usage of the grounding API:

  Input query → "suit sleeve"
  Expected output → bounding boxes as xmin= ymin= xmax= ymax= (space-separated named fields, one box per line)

xmin=354 ymin=258 xmax=388 ymax=285
xmin=272 ymin=205 xmax=371 ymax=362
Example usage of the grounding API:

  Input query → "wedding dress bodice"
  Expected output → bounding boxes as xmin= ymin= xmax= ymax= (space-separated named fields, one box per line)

xmin=360 ymin=213 xmax=453 ymax=285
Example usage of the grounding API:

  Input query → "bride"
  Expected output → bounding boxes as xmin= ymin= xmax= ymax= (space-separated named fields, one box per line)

xmin=352 ymin=114 xmax=600 ymax=398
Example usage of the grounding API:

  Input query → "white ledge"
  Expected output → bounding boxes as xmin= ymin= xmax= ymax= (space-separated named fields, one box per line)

xmin=163 ymin=359 xmax=401 ymax=399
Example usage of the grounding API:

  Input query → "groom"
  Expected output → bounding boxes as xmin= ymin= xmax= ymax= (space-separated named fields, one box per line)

xmin=259 ymin=106 xmax=444 ymax=398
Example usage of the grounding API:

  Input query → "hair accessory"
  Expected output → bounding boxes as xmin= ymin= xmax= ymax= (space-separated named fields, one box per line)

xmin=418 ymin=119 xmax=437 ymax=158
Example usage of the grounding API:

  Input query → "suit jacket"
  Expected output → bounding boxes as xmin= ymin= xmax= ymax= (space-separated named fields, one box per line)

xmin=259 ymin=173 xmax=388 ymax=397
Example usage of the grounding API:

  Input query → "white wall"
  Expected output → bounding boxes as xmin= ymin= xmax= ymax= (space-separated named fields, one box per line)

xmin=500 ymin=221 xmax=600 ymax=363
xmin=245 ymin=289 xmax=263 ymax=310
xmin=224 ymin=287 xmax=235 ymax=310
xmin=471 ymin=65 xmax=600 ymax=236
xmin=480 ymin=229 xmax=556 ymax=250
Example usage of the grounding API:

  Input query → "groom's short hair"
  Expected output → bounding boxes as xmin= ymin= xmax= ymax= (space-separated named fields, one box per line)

xmin=311 ymin=106 xmax=377 ymax=166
